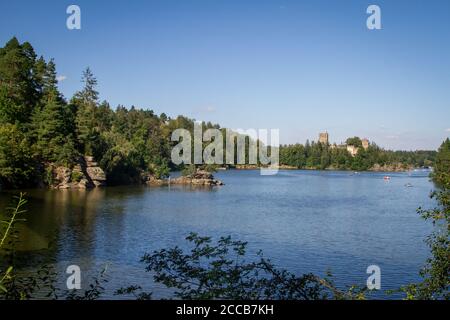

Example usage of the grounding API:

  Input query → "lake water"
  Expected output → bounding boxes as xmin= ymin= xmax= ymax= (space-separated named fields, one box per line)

xmin=0 ymin=170 xmax=436 ymax=299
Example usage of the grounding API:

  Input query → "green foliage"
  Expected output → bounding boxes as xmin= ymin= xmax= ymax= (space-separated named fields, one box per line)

xmin=117 ymin=233 xmax=367 ymax=300
xmin=44 ymin=166 xmax=54 ymax=186
xmin=0 ymin=38 xmax=182 ymax=187
xmin=65 ymin=266 xmax=109 ymax=300
xmin=432 ymin=138 xmax=450 ymax=187
xmin=0 ymin=38 xmax=78 ymax=187
xmin=31 ymin=95 xmax=78 ymax=164
xmin=0 ymin=194 xmax=37 ymax=299
xmin=280 ymin=141 xmax=436 ymax=171
xmin=0 ymin=37 xmax=39 ymax=124
xmin=151 ymin=162 xmax=170 ymax=180
xmin=73 ymin=68 xmax=99 ymax=156
xmin=400 ymin=139 xmax=450 ymax=300
xmin=202 ymin=164 xmax=219 ymax=173
xmin=0 ymin=124 xmax=35 ymax=188
xmin=115 ymin=285 xmax=152 ymax=300
xmin=0 ymin=193 xmax=27 ymax=249
xmin=70 ymin=171 xmax=83 ymax=183
xmin=346 ymin=137 xmax=362 ymax=147
xmin=181 ymin=164 xmax=197 ymax=176
xmin=0 ymin=194 xmax=108 ymax=300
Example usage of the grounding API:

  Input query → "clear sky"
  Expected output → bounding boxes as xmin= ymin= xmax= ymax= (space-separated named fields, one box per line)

xmin=1 ymin=0 xmax=449 ymax=150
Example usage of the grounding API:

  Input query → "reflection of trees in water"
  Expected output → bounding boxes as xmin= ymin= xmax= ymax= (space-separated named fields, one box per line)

xmin=13 ymin=189 xmax=106 ymax=251
xmin=1 ymin=189 xmax=111 ymax=267
xmin=55 ymin=189 xmax=107 ymax=256
xmin=4 ymin=186 xmax=154 ymax=254
xmin=1 ymin=185 xmax=222 ymax=296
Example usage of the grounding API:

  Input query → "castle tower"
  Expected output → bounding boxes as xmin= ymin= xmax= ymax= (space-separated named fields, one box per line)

xmin=319 ymin=132 xmax=329 ymax=144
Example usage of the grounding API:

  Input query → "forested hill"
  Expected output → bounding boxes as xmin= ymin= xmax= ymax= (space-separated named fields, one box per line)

xmin=0 ymin=38 xmax=439 ymax=189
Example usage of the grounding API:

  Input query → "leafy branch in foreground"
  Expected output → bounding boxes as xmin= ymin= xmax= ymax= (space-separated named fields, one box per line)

xmin=400 ymin=188 xmax=449 ymax=300
xmin=65 ymin=265 xmax=109 ymax=300
xmin=0 ymin=193 xmax=27 ymax=294
xmin=117 ymin=232 xmax=367 ymax=300
xmin=0 ymin=193 xmax=60 ymax=299
xmin=0 ymin=194 xmax=108 ymax=300
xmin=0 ymin=193 xmax=27 ymax=248
xmin=400 ymin=139 xmax=450 ymax=300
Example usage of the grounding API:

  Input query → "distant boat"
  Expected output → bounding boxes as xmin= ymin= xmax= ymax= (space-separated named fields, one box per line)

xmin=405 ymin=183 xmax=413 ymax=187
xmin=383 ymin=176 xmax=391 ymax=181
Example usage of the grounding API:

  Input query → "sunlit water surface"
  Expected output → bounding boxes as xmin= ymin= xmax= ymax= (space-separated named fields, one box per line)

xmin=0 ymin=170 xmax=435 ymax=299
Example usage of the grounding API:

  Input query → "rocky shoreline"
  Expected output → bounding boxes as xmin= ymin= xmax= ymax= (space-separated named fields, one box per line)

xmin=49 ymin=156 xmax=107 ymax=189
xmin=24 ymin=160 xmax=422 ymax=191
xmin=143 ymin=170 xmax=224 ymax=187
xmin=48 ymin=157 xmax=224 ymax=190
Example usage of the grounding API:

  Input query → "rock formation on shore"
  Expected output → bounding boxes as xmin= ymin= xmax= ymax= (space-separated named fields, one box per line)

xmin=51 ymin=156 xmax=106 ymax=189
xmin=145 ymin=169 xmax=224 ymax=187
xmin=172 ymin=170 xmax=224 ymax=186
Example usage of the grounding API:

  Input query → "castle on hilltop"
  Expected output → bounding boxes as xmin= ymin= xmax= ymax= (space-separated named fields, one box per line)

xmin=318 ymin=132 xmax=369 ymax=157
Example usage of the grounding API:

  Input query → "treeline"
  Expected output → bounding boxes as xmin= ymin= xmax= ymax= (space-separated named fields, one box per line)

xmin=279 ymin=138 xmax=436 ymax=171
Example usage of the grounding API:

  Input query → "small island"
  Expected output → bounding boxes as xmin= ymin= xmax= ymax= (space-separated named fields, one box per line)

xmin=144 ymin=169 xmax=224 ymax=187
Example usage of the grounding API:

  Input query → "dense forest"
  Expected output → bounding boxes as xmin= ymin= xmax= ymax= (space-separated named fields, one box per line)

xmin=0 ymin=38 xmax=438 ymax=189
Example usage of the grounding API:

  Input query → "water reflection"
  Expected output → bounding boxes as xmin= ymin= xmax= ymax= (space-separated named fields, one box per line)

xmin=0 ymin=170 xmax=436 ymax=299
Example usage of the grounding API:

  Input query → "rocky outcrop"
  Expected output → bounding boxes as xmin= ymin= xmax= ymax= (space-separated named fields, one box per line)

xmin=145 ymin=170 xmax=224 ymax=187
xmin=50 ymin=156 xmax=106 ymax=189
xmin=171 ymin=170 xmax=224 ymax=186
xmin=141 ymin=174 xmax=167 ymax=186
xmin=53 ymin=166 xmax=72 ymax=189
xmin=85 ymin=156 xmax=107 ymax=187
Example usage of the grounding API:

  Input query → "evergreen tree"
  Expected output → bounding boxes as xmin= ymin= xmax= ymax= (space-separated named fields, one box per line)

xmin=73 ymin=67 xmax=100 ymax=155
xmin=433 ymin=138 xmax=450 ymax=187
xmin=31 ymin=59 xmax=77 ymax=164
xmin=0 ymin=37 xmax=39 ymax=124
xmin=0 ymin=123 xmax=35 ymax=188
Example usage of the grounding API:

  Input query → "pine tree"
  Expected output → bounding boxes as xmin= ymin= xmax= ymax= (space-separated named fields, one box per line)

xmin=74 ymin=67 xmax=98 ymax=104
xmin=0 ymin=37 xmax=40 ymax=124
xmin=31 ymin=58 xmax=77 ymax=164
xmin=0 ymin=123 xmax=35 ymax=188
xmin=73 ymin=67 xmax=100 ymax=155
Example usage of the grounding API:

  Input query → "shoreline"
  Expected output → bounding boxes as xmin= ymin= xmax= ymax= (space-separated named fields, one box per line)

xmin=0 ymin=167 xmax=432 ymax=192
xmin=230 ymin=166 xmax=432 ymax=173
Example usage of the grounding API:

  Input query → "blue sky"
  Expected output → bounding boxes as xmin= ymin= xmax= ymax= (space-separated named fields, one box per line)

xmin=1 ymin=0 xmax=449 ymax=150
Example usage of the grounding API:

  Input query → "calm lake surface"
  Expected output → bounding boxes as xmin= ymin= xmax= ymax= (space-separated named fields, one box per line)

xmin=0 ymin=170 xmax=436 ymax=299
